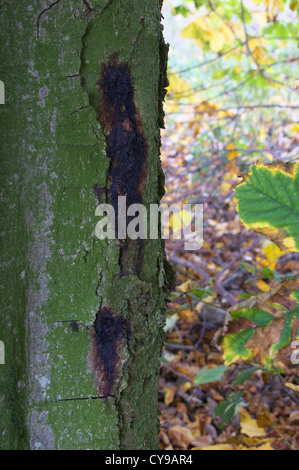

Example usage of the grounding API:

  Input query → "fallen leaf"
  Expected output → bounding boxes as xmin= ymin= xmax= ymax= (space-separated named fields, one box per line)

xmin=240 ymin=410 xmax=267 ymax=437
xmin=168 ymin=425 xmax=194 ymax=450
xmin=285 ymin=382 xmax=299 ymax=392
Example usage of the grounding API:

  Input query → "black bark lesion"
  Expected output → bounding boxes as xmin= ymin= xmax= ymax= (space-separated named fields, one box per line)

xmin=96 ymin=59 xmax=149 ymax=277
xmin=90 ymin=307 xmax=131 ymax=398
xmin=97 ymin=61 xmax=148 ymax=217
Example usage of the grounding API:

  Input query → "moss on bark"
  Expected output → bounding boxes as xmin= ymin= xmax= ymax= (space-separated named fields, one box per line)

xmin=0 ymin=0 xmax=171 ymax=450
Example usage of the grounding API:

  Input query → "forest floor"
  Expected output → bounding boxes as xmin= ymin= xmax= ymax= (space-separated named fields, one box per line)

xmin=158 ymin=127 xmax=299 ymax=451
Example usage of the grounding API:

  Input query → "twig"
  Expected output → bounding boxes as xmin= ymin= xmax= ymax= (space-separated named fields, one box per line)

xmin=168 ymin=254 xmax=210 ymax=285
xmin=161 ymin=362 xmax=194 ymax=384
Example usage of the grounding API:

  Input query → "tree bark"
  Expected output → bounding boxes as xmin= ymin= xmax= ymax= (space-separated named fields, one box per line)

xmin=0 ymin=0 xmax=172 ymax=450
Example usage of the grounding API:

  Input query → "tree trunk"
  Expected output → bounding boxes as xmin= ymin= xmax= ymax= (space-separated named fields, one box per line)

xmin=0 ymin=0 xmax=172 ymax=450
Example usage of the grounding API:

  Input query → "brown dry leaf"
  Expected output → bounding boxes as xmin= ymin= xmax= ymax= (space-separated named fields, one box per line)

xmin=190 ymin=435 xmax=214 ymax=449
xmin=247 ymin=441 xmax=274 ymax=450
xmin=168 ymin=425 xmax=194 ymax=450
xmin=159 ymin=431 xmax=170 ymax=447
xmin=175 ymin=363 xmax=201 ymax=379
xmin=289 ymin=411 xmax=299 ymax=424
xmin=199 ymin=443 xmax=236 ymax=450
xmin=212 ymin=284 xmax=282 ymax=348
xmin=229 ymin=282 xmax=282 ymax=314
xmin=177 ymin=281 xmax=192 ymax=293
xmin=245 ymin=318 xmax=286 ymax=364
xmin=179 ymin=382 xmax=192 ymax=393
xmin=256 ymin=404 xmax=275 ymax=428
xmin=179 ymin=308 xmax=198 ymax=323
xmin=215 ymin=279 xmax=299 ymax=365
xmin=238 ymin=436 xmax=267 ymax=447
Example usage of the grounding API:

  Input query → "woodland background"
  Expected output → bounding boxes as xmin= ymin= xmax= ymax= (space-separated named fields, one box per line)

xmin=158 ymin=0 xmax=299 ymax=450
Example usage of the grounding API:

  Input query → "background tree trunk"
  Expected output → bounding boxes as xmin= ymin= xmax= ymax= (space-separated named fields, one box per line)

xmin=0 ymin=0 xmax=172 ymax=450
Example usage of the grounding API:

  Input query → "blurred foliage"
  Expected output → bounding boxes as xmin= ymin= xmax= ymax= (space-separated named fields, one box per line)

xmin=159 ymin=0 xmax=299 ymax=450
xmin=164 ymin=0 xmax=298 ymax=199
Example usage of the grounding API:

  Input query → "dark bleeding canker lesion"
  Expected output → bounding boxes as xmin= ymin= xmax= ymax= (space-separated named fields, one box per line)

xmin=97 ymin=62 xmax=148 ymax=220
xmin=91 ymin=62 xmax=146 ymax=396
xmin=90 ymin=308 xmax=131 ymax=398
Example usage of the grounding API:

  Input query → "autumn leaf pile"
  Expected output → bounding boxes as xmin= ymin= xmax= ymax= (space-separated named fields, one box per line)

xmin=158 ymin=0 xmax=299 ymax=450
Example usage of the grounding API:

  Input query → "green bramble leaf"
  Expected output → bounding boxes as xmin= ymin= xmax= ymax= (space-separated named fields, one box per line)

xmin=231 ymin=307 xmax=276 ymax=327
xmin=173 ymin=5 xmax=190 ymax=17
xmin=235 ymin=162 xmax=299 ymax=253
xmin=233 ymin=367 xmax=259 ymax=386
xmin=214 ymin=391 xmax=246 ymax=428
xmin=194 ymin=365 xmax=229 ymax=384
xmin=271 ymin=304 xmax=299 ymax=355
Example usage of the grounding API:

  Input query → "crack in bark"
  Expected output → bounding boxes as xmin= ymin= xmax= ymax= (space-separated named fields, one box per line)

xmin=36 ymin=0 xmax=63 ymax=40
xmin=77 ymin=0 xmax=171 ymax=448
xmin=51 ymin=396 xmax=103 ymax=402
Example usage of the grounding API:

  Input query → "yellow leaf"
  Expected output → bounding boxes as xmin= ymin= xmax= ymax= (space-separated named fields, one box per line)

xmin=255 ymin=280 xmax=270 ymax=292
xmin=195 ymin=100 xmax=219 ymax=116
xmin=226 ymin=142 xmax=238 ymax=162
xmin=181 ymin=15 xmax=236 ymax=52
xmin=167 ymin=74 xmax=191 ymax=96
xmin=217 ymin=109 xmax=236 ymax=119
xmin=248 ymin=441 xmax=274 ymax=450
xmin=200 ymin=443 xmax=235 ymax=450
xmin=210 ymin=31 xmax=225 ymax=53
xmin=170 ymin=213 xmax=182 ymax=237
xmin=218 ymin=182 xmax=233 ymax=194
xmin=259 ymin=126 xmax=267 ymax=143
xmin=291 ymin=124 xmax=299 ymax=133
xmin=285 ymin=382 xmax=299 ymax=392
xmin=240 ymin=411 xmax=267 ymax=437
xmin=253 ymin=0 xmax=284 ymax=11
xmin=163 ymin=386 xmax=176 ymax=405
xmin=170 ymin=209 xmax=192 ymax=238
xmin=263 ymin=242 xmax=284 ymax=269
xmin=177 ymin=280 xmax=192 ymax=293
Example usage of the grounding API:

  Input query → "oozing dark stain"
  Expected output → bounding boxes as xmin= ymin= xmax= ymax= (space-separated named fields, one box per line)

xmin=96 ymin=60 xmax=148 ymax=277
xmin=89 ymin=307 xmax=131 ymax=397
xmin=97 ymin=61 xmax=148 ymax=222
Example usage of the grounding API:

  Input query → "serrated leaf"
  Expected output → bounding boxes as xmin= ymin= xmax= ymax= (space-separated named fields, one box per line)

xmin=231 ymin=307 xmax=276 ymax=327
xmin=235 ymin=162 xmax=299 ymax=253
xmin=222 ymin=328 xmax=255 ymax=365
xmin=271 ymin=307 xmax=299 ymax=354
